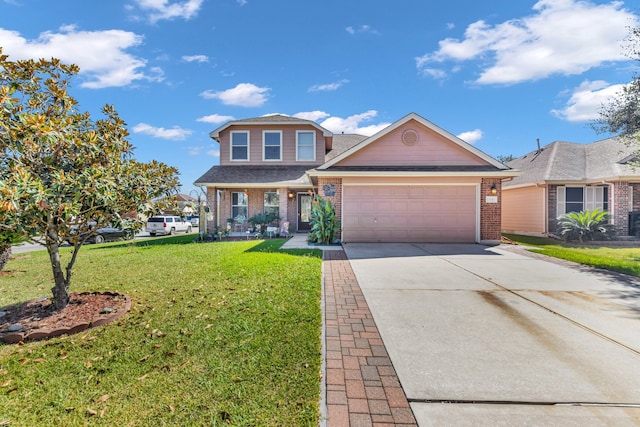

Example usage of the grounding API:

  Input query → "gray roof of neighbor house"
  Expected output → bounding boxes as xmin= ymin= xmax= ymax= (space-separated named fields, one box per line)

xmin=505 ymin=137 xmax=640 ymax=187
xmin=194 ymin=133 xmax=366 ymax=187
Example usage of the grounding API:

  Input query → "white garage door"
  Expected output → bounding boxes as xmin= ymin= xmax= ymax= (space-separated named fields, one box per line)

xmin=342 ymin=185 xmax=477 ymax=243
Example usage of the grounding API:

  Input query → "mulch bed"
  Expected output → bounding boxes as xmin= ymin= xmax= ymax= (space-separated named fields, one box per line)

xmin=0 ymin=291 xmax=131 ymax=344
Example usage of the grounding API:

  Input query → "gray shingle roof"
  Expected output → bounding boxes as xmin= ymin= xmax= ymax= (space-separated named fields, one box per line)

xmin=505 ymin=137 xmax=640 ymax=187
xmin=194 ymin=165 xmax=312 ymax=187
xmin=326 ymin=133 xmax=368 ymax=160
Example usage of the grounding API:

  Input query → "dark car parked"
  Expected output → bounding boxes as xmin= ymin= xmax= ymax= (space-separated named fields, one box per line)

xmin=86 ymin=227 xmax=134 ymax=244
xmin=68 ymin=225 xmax=133 ymax=244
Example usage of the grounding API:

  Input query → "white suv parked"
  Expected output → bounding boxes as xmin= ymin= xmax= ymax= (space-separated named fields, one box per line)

xmin=145 ymin=216 xmax=192 ymax=236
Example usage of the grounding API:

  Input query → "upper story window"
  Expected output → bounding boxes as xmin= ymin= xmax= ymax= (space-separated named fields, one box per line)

xmin=231 ymin=131 xmax=249 ymax=161
xmin=296 ymin=131 xmax=315 ymax=161
xmin=263 ymin=131 xmax=282 ymax=161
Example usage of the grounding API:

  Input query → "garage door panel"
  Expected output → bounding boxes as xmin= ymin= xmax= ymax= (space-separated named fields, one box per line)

xmin=343 ymin=185 xmax=476 ymax=243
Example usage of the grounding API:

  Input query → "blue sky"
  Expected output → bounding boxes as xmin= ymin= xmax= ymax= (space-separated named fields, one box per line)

xmin=1 ymin=0 xmax=639 ymax=194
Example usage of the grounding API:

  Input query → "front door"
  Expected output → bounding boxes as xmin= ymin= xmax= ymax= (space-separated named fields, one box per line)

xmin=298 ymin=194 xmax=312 ymax=231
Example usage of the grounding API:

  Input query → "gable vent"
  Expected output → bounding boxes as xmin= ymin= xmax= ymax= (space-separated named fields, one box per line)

xmin=402 ymin=129 xmax=419 ymax=146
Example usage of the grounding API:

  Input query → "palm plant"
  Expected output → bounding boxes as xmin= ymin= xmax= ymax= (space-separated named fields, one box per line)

xmin=557 ymin=208 xmax=616 ymax=244
xmin=308 ymin=196 xmax=340 ymax=244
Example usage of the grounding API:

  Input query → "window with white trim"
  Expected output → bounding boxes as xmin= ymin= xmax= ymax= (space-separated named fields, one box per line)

xmin=231 ymin=192 xmax=248 ymax=220
xmin=557 ymin=186 xmax=608 ymax=217
xmin=296 ymin=131 xmax=315 ymax=161
xmin=263 ymin=131 xmax=282 ymax=161
xmin=231 ymin=131 xmax=249 ymax=161
xmin=264 ymin=192 xmax=279 ymax=220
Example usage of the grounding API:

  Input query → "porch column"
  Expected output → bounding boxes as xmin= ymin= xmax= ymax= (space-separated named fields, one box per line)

xmin=278 ymin=187 xmax=288 ymax=227
xmin=206 ymin=186 xmax=218 ymax=232
xmin=480 ymin=178 xmax=502 ymax=242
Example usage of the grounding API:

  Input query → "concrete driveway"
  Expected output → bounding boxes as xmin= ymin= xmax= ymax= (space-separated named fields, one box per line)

xmin=343 ymin=243 xmax=640 ymax=426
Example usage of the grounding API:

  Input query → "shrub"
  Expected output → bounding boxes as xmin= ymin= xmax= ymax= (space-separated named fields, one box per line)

xmin=308 ymin=196 xmax=340 ymax=244
xmin=557 ymin=208 xmax=617 ymax=243
xmin=0 ymin=229 xmax=28 ymax=271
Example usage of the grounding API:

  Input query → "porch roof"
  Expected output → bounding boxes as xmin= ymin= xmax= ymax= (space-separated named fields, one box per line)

xmin=194 ymin=165 xmax=312 ymax=188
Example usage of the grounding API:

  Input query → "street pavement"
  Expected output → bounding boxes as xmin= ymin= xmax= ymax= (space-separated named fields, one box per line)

xmin=343 ymin=243 xmax=640 ymax=426
xmin=10 ymin=228 xmax=201 ymax=254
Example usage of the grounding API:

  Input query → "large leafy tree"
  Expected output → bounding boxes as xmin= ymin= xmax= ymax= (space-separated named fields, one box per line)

xmin=0 ymin=48 xmax=180 ymax=310
xmin=593 ymin=26 xmax=640 ymax=141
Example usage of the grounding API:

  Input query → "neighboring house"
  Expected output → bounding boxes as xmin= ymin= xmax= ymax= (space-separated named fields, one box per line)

xmin=195 ymin=112 xmax=518 ymax=243
xmin=502 ymin=138 xmax=640 ymax=237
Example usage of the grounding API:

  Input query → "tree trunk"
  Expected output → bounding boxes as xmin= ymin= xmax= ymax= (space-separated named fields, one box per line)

xmin=45 ymin=219 xmax=71 ymax=311
xmin=0 ymin=244 xmax=11 ymax=271
xmin=47 ymin=243 xmax=70 ymax=310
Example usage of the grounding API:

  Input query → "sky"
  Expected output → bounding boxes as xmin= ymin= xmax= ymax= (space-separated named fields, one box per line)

xmin=1 ymin=0 xmax=639 ymax=195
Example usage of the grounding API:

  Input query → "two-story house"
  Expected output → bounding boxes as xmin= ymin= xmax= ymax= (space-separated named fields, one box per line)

xmin=195 ymin=112 xmax=518 ymax=243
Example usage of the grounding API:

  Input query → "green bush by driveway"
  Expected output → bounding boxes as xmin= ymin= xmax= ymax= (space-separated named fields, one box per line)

xmin=0 ymin=237 xmax=322 ymax=426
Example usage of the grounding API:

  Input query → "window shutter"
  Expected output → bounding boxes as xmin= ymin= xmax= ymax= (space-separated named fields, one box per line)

xmin=595 ymin=187 xmax=604 ymax=210
xmin=585 ymin=187 xmax=600 ymax=211
xmin=556 ymin=186 xmax=566 ymax=218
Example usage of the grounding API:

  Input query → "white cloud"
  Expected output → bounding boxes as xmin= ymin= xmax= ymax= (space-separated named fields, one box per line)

xmin=308 ymin=79 xmax=349 ymax=92
xmin=132 ymin=123 xmax=193 ymax=140
xmin=187 ymin=146 xmax=201 ymax=155
xmin=294 ymin=111 xmax=331 ymax=121
xmin=416 ymin=0 xmax=638 ymax=84
xmin=196 ymin=114 xmax=235 ymax=124
xmin=182 ymin=54 xmax=208 ymax=63
xmin=207 ymin=147 xmax=220 ymax=157
xmin=319 ymin=110 xmax=391 ymax=136
xmin=130 ymin=0 xmax=204 ymax=23
xmin=0 ymin=27 xmax=158 ymax=89
xmin=345 ymin=25 xmax=379 ymax=35
xmin=457 ymin=129 xmax=483 ymax=144
xmin=200 ymin=83 xmax=270 ymax=107
xmin=236 ymin=0 xmax=247 ymax=5
xmin=551 ymin=80 xmax=626 ymax=122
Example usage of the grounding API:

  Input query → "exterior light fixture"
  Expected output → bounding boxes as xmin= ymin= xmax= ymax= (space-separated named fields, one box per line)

xmin=490 ymin=184 xmax=497 ymax=195
xmin=288 ymin=191 xmax=295 ymax=199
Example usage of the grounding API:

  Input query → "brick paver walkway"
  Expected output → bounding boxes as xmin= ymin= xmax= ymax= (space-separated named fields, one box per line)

xmin=323 ymin=250 xmax=418 ymax=426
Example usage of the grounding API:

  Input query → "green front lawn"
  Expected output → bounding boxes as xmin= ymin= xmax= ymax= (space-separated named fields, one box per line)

xmin=0 ymin=237 xmax=322 ymax=426
xmin=504 ymin=234 xmax=640 ymax=277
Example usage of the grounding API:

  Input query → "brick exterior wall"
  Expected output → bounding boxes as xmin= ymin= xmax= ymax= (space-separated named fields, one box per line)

xmin=633 ymin=183 xmax=640 ymax=211
xmin=480 ymin=178 xmax=502 ymax=241
xmin=613 ymin=181 xmax=630 ymax=234
xmin=547 ymin=185 xmax=558 ymax=234
xmin=204 ymin=187 xmax=304 ymax=233
xmin=318 ymin=177 xmax=343 ymax=238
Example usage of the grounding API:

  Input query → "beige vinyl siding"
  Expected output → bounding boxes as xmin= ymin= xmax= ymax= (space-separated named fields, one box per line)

xmin=219 ymin=125 xmax=324 ymax=166
xmin=336 ymin=120 xmax=490 ymax=167
xmin=502 ymin=186 xmax=546 ymax=234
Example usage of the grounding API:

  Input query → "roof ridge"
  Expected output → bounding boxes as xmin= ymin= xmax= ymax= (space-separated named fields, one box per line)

xmin=542 ymin=141 xmax=559 ymax=180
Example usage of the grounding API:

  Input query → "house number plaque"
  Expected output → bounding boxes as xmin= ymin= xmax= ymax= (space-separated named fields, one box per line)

xmin=323 ymin=184 xmax=336 ymax=196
